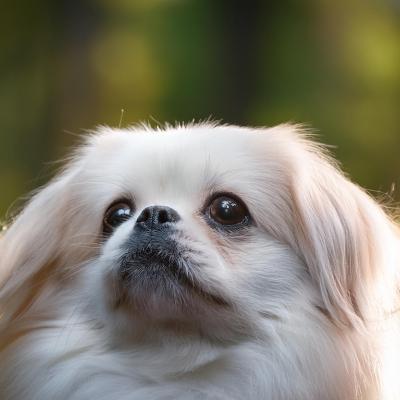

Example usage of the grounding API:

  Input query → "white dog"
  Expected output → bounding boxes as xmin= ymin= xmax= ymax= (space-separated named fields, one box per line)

xmin=0 ymin=123 xmax=399 ymax=400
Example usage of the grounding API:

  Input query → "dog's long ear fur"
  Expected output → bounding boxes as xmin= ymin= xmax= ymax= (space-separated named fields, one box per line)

xmin=0 ymin=167 xmax=78 ymax=325
xmin=288 ymin=131 xmax=399 ymax=329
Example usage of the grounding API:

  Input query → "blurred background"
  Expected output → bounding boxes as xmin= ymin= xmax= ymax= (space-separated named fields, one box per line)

xmin=1 ymin=0 xmax=400 ymax=218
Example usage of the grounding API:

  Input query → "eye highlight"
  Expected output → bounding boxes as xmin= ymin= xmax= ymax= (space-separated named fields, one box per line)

xmin=207 ymin=194 xmax=250 ymax=227
xmin=103 ymin=200 xmax=133 ymax=234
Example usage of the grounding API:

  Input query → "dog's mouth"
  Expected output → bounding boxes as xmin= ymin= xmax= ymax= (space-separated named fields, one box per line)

xmin=112 ymin=247 xmax=229 ymax=314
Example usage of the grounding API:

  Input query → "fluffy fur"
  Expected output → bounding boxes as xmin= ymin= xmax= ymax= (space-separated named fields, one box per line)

xmin=0 ymin=123 xmax=399 ymax=400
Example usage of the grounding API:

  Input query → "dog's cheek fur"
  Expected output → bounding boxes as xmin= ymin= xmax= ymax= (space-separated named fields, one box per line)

xmin=0 ymin=172 xmax=74 ymax=327
xmin=275 ymin=131 xmax=400 ymax=398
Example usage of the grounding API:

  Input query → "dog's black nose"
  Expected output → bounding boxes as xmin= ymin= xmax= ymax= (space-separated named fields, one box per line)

xmin=135 ymin=205 xmax=180 ymax=230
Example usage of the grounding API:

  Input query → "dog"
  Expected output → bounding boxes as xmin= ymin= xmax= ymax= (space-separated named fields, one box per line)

xmin=0 ymin=123 xmax=399 ymax=399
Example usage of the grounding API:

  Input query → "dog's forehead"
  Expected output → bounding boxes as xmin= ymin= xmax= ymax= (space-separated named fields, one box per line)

xmin=81 ymin=126 xmax=290 ymax=211
xmin=120 ymin=128 xmax=253 ymax=166
xmin=91 ymin=128 xmax=263 ymax=184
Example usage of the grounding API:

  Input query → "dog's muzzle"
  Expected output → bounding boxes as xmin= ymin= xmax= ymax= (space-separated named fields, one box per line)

xmin=118 ymin=205 xmax=188 ymax=286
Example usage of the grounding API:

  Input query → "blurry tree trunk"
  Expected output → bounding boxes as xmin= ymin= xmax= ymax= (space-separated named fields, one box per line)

xmin=214 ymin=0 xmax=264 ymax=124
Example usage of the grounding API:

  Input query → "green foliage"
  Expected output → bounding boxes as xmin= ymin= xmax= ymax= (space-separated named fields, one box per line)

xmin=1 ymin=0 xmax=399 ymax=217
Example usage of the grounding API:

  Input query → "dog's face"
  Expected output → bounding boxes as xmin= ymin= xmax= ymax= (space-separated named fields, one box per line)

xmin=81 ymin=125 xmax=308 ymax=341
xmin=2 ymin=124 xmax=399 ymax=399
xmin=0 ymin=124 xmax=382 ymax=341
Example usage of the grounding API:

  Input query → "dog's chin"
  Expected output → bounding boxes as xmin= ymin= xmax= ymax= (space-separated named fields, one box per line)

xmin=106 ymin=250 xmax=229 ymax=326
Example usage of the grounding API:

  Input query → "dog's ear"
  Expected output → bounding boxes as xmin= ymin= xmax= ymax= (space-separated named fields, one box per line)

xmin=289 ymin=135 xmax=395 ymax=329
xmin=0 ymin=168 xmax=78 ymax=325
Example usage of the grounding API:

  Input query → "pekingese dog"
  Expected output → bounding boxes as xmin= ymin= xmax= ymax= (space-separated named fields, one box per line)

xmin=0 ymin=123 xmax=399 ymax=400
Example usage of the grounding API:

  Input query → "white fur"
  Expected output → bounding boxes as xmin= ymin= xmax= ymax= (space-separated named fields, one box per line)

xmin=0 ymin=123 xmax=399 ymax=399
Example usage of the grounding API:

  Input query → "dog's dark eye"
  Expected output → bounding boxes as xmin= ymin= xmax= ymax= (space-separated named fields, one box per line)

xmin=103 ymin=201 xmax=133 ymax=234
xmin=208 ymin=195 xmax=249 ymax=226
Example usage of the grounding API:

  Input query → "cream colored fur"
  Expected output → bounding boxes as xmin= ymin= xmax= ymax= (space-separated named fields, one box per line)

xmin=0 ymin=124 xmax=399 ymax=399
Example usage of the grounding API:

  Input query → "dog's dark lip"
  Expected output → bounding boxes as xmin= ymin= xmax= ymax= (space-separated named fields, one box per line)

xmin=116 ymin=249 xmax=230 ymax=308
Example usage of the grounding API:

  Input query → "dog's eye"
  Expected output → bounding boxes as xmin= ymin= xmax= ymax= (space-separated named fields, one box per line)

xmin=103 ymin=201 xmax=133 ymax=234
xmin=208 ymin=195 xmax=249 ymax=226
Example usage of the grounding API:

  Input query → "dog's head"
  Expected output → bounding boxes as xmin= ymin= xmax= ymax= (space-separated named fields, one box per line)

xmin=0 ymin=124 xmax=396 ymax=343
